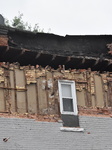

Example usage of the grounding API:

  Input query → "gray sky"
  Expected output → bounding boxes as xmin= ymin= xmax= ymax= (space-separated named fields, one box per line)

xmin=0 ymin=0 xmax=112 ymax=36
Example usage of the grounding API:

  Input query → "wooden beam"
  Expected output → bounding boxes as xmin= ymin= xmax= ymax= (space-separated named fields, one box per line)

xmin=93 ymin=58 xmax=100 ymax=66
xmin=35 ymin=52 xmax=41 ymax=59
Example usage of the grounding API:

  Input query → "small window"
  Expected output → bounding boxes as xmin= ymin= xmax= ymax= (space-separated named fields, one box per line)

xmin=58 ymin=80 xmax=78 ymax=115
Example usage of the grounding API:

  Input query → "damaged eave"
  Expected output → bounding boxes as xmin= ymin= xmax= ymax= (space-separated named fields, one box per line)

xmin=0 ymin=43 xmax=112 ymax=71
xmin=0 ymin=25 xmax=112 ymax=71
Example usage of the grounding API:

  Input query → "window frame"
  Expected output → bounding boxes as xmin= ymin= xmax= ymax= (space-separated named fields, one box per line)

xmin=58 ymin=80 xmax=78 ymax=115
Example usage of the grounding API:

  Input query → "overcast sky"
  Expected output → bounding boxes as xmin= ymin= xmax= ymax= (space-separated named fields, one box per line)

xmin=0 ymin=0 xmax=112 ymax=36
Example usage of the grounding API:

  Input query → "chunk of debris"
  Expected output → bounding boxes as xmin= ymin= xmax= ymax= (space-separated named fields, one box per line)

xmin=3 ymin=137 xmax=10 ymax=142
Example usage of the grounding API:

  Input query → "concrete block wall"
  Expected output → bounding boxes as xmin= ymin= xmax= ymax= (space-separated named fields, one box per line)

xmin=0 ymin=116 xmax=112 ymax=150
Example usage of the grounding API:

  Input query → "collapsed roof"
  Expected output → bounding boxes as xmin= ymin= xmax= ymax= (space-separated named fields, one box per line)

xmin=0 ymin=24 xmax=112 ymax=71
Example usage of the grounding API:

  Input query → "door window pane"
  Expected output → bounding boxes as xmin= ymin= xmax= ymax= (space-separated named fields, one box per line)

xmin=63 ymin=98 xmax=73 ymax=112
xmin=61 ymin=84 xmax=72 ymax=97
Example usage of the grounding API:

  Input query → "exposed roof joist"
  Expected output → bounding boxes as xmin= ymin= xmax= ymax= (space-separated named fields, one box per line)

xmin=0 ymin=46 xmax=111 ymax=71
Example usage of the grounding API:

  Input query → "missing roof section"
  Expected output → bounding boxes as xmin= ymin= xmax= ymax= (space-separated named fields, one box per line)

xmin=0 ymin=25 xmax=111 ymax=71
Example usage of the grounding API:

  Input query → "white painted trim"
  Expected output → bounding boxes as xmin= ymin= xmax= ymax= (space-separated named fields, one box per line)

xmin=60 ymin=127 xmax=84 ymax=132
xmin=58 ymin=80 xmax=78 ymax=115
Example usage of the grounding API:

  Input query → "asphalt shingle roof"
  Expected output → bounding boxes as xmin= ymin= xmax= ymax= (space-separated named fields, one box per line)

xmin=0 ymin=116 xmax=112 ymax=150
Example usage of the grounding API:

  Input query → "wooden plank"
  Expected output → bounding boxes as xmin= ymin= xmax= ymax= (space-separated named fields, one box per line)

xmin=93 ymin=74 xmax=97 ymax=107
xmin=9 ymin=70 xmax=16 ymax=112
xmin=16 ymin=91 xmax=26 ymax=113
xmin=86 ymin=71 xmax=92 ymax=107
xmin=27 ymin=84 xmax=37 ymax=114
xmin=37 ymin=76 xmax=47 ymax=114
xmin=13 ymin=69 xmax=17 ymax=112
xmin=91 ymin=95 xmax=96 ymax=107
xmin=46 ymin=71 xmax=56 ymax=114
xmin=15 ymin=68 xmax=26 ymax=113
xmin=52 ymin=71 xmax=59 ymax=114
xmin=107 ymin=82 xmax=112 ymax=107
xmin=0 ymin=83 xmax=5 ymax=111
xmin=94 ymin=75 xmax=104 ymax=107
xmin=36 ymin=78 xmax=39 ymax=114
xmin=53 ymin=71 xmax=64 ymax=115
xmin=77 ymin=90 xmax=85 ymax=107
xmin=101 ymin=75 xmax=107 ymax=107
xmin=23 ymin=68 xmax=28 ymax=113
xmin=3 ymin=68 xmax=11 ymax=113
xmin=45 ymin=71 xmax=49 ymax=113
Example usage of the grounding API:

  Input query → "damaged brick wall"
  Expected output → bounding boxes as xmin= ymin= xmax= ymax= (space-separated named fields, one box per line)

xmin=0 ymin=63 xmax=111 ymax=115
